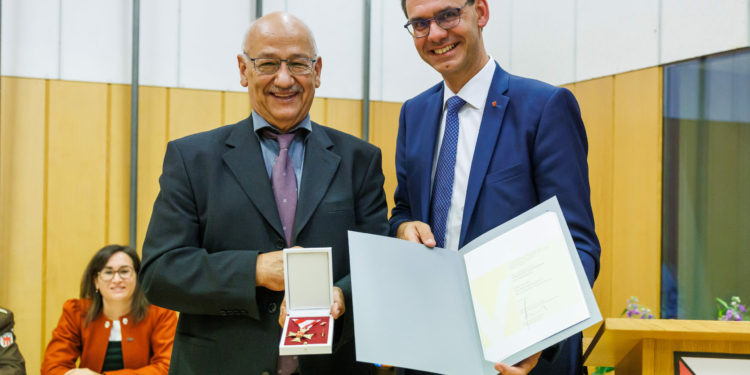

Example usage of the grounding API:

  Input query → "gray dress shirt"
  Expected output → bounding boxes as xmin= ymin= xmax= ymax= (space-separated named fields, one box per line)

xmin=251 ymin=110 xmax=312 ymax=193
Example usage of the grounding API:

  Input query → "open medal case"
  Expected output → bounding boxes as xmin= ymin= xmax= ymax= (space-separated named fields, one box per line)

xmin=279 ymin=247 xmax=335 ymax=355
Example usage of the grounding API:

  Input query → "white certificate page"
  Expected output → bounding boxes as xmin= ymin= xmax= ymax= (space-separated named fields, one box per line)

xmin=463 ymin=212 xmax=589 ymax=362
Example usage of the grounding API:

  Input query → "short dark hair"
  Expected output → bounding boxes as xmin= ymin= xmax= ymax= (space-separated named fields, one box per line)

xmin=401 ymin=0 xmax=475 ymax=18
xmin=80 ymin=244 xmax=150 ymax=327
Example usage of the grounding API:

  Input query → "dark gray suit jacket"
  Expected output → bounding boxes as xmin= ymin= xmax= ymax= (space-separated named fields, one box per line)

xmin=140 ymin=116 xmax=389 ymax=375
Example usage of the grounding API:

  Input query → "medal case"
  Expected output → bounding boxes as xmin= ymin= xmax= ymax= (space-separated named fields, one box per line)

xmin=279 ymin=247 xmax=335 ymax=355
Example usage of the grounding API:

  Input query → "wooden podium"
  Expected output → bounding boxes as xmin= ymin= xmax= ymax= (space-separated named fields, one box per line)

xmin=583 ymin=318 xmax=750 ymax=374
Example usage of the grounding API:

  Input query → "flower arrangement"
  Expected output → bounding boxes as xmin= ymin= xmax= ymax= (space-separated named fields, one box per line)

xmin=623 ymin=296 xmax=655 ymax=319
xmin=717 ymin=296 xmax=747 ymax=321
xmin=593 ymin=297 xmax=654 ymax=374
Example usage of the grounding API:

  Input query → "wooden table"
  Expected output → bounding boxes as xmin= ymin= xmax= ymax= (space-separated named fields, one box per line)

xmin=583 ymin=318 xmax=750 ymax=374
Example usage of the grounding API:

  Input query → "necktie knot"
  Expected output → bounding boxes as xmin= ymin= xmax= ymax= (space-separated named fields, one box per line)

xmin=261 ymin=129 xmax=296 ymax=149
xmin=447 ymin=96 xmax=466 ymax=115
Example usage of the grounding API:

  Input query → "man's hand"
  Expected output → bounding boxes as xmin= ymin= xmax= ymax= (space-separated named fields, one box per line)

xmin=278 ymin=286 xmax=346 ymax=327
xmin=278 ymin=295 xmax=287 ymax=328
xmin=494 ymin=351 xmax=541 ymax=374
xmin=396 ymin=221 xmax=436 ymax=248
xmin=330 ymin=286 xmax=346 ymax=319
xmin=65 ymin=369 xmax=101 ymax=375
xmin=255 ymin=251 xmax=285 ymax=291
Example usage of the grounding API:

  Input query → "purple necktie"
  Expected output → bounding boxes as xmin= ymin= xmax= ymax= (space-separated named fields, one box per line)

xmin=262 ymin=129 xmax=299 ymax=375
xmin=262 ymin=130 xmax=298 ymax=247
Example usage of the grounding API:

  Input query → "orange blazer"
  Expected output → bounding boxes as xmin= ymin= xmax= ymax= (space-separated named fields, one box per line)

xmin=42 ymin=299 xmax=177 ymax=375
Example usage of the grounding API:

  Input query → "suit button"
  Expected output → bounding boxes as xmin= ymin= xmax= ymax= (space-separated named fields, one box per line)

xmin=268 ymin=303 xmax=277 ymax=313
xmin=220 ymin=310 xmax=227 ymax=316
xmin=275 ymin=239 xmax=284 ymax=250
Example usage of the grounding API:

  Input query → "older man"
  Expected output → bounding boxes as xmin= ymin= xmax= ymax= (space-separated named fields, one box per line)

xmin=140 ymin=12 xmax=388 ymax=375
xmin=391 ymin=1 xmax=601 ymax=375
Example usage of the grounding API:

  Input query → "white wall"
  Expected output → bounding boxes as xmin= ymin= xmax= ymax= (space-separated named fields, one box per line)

xmin=2 ymin=0 xmax=750 ymax=101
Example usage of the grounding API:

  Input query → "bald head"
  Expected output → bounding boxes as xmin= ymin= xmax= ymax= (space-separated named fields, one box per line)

xmin=237 ymin=11 xmax=323 ymax=133
xmin=242 ymin=12 xmax=318 ymax=57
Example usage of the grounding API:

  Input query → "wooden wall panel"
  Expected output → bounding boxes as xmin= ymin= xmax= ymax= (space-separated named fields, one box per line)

xmin=575 ymin=76 xmax=615 ymax=336
xmin=369 ymin=101 xmax=402 ymax=214
xmin=326 ymin=98 xmax=362 ymax=138
xmin=109 ymin=85 xmax=131 ymax=246
xmin=0 ymin=73 xmax=666 ymax=375
xmin=0 ymin=77 xmax=46 ymax=372
xmin=612 ymin=67 xmax=663 ymax=317
xmin=168 ymin=88 xmax=223 ymax=141
xmin=224 ymin=91 xmax=251 ymax=125
xmin=45 ymin=80 xmax=109 ymax=345
xmin=136 ymin=87 xmax=168 ymax=253
xmin=310 ymin=97 xmax=327 ymax=125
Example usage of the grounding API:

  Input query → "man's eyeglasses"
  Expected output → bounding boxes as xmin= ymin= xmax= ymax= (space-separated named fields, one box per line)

xmin=404 ymin=0 xmax=471 ymax=38
xmin=98 ymin=266 xmax=134 ymax=282
xmin=243 ymin=53 xmax=317 ymax=75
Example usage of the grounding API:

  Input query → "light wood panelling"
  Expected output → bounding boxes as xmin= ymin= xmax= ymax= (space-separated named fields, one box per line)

xmin=616 ymin=339 xmax=653 ymax=375
xmin=168 ymin=88 xmax=223 ymax=141
xmin=326 ymin=98 xmax=362 ymax=138
xmin=0 ymin=72 xmax=666 ymax=375
xmin=45 ymin=80 xmax=108 ymax=345
xmin=109 ymin=85 xmax=131 ymax=246
xmin=0 ymin=77 xmax=46 ymax=373
xmin=309 ymin=97 xmax=327 ymax=125
xmin=136 ymin=87 xmax=168 ymax=253
xmin=612 ymin=67 xmax=662 ymax=318
xmin=574 ymin=76 xmax=615 ymax=336
xmin=369 ymin=101 xmax=402 ymax=214
xmin=224 ymin=91 xmax=251 ymax=125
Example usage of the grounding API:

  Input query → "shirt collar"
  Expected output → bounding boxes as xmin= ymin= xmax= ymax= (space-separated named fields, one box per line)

xmin=252 ymin=110 xmax=313 ymax=137
xmin=442 ymin=56 xmax=496 ymax=110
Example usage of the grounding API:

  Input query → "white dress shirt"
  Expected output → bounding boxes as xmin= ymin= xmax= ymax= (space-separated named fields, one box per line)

xmin=108 ymin=320 xmax=122 ymax=341
xmin=431 ymin=57 xmax=496 ymax=251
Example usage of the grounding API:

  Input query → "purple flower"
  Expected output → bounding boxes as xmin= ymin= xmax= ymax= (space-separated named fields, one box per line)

xmin=724 ymin=311 xmax=734 ymax=321
xmin=735 ymin=314 xmax=742 ymax=321
xmin=740 ymin=305 xmax=746 ymax=313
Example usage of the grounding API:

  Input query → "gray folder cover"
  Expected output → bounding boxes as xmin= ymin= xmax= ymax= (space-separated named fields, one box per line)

xmin=348 ymin=197 xmax=601 ymax=375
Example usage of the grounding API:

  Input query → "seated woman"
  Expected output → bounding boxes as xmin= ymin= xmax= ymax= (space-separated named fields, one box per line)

xmin=42 ymin=245 xmax=177 ymax=375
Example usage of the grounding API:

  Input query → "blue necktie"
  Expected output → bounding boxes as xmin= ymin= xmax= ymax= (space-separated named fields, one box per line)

xmin=430 ymin=95 xmax=466 ymax=249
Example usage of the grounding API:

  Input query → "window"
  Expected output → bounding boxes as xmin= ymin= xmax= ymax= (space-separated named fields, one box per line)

xmin=662 ymin=49 xmax=750 ymax=319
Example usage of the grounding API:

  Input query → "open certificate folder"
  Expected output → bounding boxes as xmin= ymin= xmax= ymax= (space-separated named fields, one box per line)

xmin=348 ymin=197 xmax=601 ymax=375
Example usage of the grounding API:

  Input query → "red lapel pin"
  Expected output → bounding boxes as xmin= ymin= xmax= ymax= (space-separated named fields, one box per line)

xmin=492 ymin=101 xmax=497 ymax=107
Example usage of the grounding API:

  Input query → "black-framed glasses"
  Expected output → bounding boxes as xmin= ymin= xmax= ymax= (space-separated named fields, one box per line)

xmin=98 ymin=266 xmax=134 ymax=282
xmin=404 ymin=0 xmax=471 ymax=38
xmin=243 ymin=53 xmax=317 ymax=75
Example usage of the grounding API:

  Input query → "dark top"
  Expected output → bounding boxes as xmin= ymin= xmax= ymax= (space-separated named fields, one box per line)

xmin=100 ymin=341 xmax=124 ymax=372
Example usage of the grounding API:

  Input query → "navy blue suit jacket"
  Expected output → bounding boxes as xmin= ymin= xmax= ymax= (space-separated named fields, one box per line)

xmin=389 ymin=63 xmax=600 ymax=375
